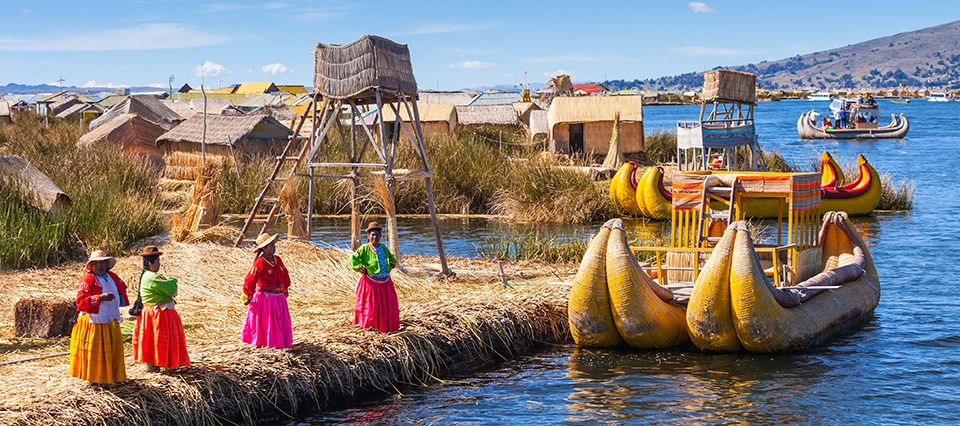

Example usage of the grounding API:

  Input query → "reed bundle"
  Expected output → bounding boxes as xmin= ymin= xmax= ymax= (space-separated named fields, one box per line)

xmin=279 ymin=175 xmax=308 ymax=240
xmin=171 ymin=163 xmax=222 ymax=242
xmin=0 ymin=241 xmax=569 ymax=424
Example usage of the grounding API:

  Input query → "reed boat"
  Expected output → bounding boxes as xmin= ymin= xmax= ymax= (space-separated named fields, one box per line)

xmin=609 ymin=162 xmax=644 ymax=216
xmin=615 ymin=151 xmax=881 ymax=219
xmin=568 ymin=219 xmax=689 ymax=349
xmin=573 ymin=169 xmax=880 ymax=352
xmin=797 ymin=110 xmax=909 ymax=139
xmin=687 ymin=212 xmax=879 ymax=352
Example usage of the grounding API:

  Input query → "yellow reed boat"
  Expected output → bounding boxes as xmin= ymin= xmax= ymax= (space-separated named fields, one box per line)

xmin=573 ymin=169 xmax=880 ymax=352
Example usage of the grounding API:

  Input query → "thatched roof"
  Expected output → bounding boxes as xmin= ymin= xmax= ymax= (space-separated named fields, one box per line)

xmin=159 ymin=100 xmax=198 ymax=120
xmin=156 ymin=114 xmax=292 ymax=147
xmin=380 ymin=103 xmax=456 ymax=123
xmin=250 ymin=104 xmax=297 ymax=122
xmin=89 ymin=95 xmax=183 ymax=131
xmin=314 ymin=35 xmax=417 ymax=100
xmin=55 ymin=103 xmax=93 ymax=119
xmin=0 ymin=155 xmax=71 ymax=215
xmin=547 ymin=96 xmax=643 ymax=130
xmin=77 ymin=114 xmax=166 ymax=167
xmin=455 ymin=104 xmax=518 ymax=126
xmin=702 ymin=70 xmax=756 ymax=104
xmin=49 ymin=97 xmax=83 ymax=115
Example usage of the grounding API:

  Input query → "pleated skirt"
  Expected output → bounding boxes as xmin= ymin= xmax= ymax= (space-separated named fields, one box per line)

xmin=354 ymin=275 xmax=400 ymax=333
xmin=241 ymin=292 xmax=293 ymax=348
xmin=69 ymin=315 xmax=126 ymax=383
xmin=133 ymin=306 xmax=190 ymax=368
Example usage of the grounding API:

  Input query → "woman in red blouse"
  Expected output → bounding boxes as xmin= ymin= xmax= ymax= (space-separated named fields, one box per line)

xmin=241 ymin=233 xmax=293 ymax=348
xmin=69 ymin=250 xmax=129 ymax=383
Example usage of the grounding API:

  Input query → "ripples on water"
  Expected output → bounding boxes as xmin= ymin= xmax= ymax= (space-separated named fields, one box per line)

xmin=303 ymin=100 xmax=960 ymax=423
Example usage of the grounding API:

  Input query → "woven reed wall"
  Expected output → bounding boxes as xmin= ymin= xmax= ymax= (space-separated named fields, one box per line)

xmin=551 ymin=121 xmax=643 ymax=156
xmin=702 ymin=70 xmax=757 ymax=104
xmin=314 ymin=35 xmax=418 ymax=99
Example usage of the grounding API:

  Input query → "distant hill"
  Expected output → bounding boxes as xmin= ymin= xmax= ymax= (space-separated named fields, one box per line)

xmin=604 ymin=19 xmax=960 ymax=91
xmin=0 ymin=83 xmax=165 ymax=95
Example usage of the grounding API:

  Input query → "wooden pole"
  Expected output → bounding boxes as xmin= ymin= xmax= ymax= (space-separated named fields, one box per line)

xmin=375 ymin=90 xmax=401 ymax=263
xmin=404 ymin=96 xmax=451 ymax=275
xmin=350 ymin=102 xmax=361 ymax=250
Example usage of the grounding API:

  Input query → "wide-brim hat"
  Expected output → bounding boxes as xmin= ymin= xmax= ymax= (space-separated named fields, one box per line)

xmin=86 ymin=250 xmax=117 ymax=270
xmin=365 ymin=222 xmax=383 ymax=233
xmin=253 ymin=233 xmax=279 ymax=252
xmin=139 ymin=245 xmax=163 ymax=257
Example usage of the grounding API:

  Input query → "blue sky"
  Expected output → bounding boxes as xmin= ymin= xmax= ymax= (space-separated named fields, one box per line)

xmin=1 ymin=1 xmax=958 ymax=90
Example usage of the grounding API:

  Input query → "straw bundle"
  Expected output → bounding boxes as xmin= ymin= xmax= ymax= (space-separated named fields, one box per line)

xmin=601 ymin=112 xmax=624 ymax=170
xmin=171 ymin=162 xmax=222 ymax=241
xmin=280 ymin=175 xmax=308 ymax=240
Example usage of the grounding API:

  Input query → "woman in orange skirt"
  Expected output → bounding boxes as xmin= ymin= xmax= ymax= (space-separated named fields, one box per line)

xmin=133 ymin=245 xmax=190 ymax=370
xmin=70 ymin=250 xmax=129 ymax=384
xmin=349 ymin=222 xmax=400 ymax=333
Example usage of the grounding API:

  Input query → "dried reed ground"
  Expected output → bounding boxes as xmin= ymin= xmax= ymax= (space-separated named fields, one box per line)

xmin=0 ymin=240 xmax=572 ymax=425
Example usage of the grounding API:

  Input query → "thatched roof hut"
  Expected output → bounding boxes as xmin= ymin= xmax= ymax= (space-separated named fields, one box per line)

xmin=0 ymin=155 xmax=71 ymax=215
xmin=89 ymin=95 xmax=183 ymax=131
xmin=156 ymin=114 xmax=292 ymax=179
xmin=314 ymin=35 xmax=417 ymax=101
xmin=77 ymin=114 xmax=167 ymax=168
xmin=547 ymin=96 xmax=644 ymax=156
xmin=378 ymin=103 xmax=457 ymax=138
xmin=455 ymin=104 xmax=518 ymax=126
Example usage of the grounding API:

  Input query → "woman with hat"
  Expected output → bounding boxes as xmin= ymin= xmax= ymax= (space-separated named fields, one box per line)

xmin=241 ymin=233 xmax=293 ymax=348
xmin=349 ymin=222 xmax=400 ymax=333
xmin=69 ymin=250 xmax=129 ymax=383
xmin=133 ymin=245 xmax=190 ymax=370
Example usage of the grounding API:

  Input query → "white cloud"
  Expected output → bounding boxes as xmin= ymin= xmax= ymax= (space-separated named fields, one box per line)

xmin=672 ymin=46 xmax=756 ymax=56
xmin=195 ymin=61 xmax=230 ymax=78
xmin=688 ymin=1 xmax=716 ymax=13
xmin=82 ymin=80 xmax=128 ymax=88
xmin=262 ymin=63 xmax=290 ymax=75
xmin=401 ymin=22 xmax=499 ymax=35
xmin=527 ymin=55 xmax=596 ymax=64
xmin=0 ymin=23 xmax=229 ymax=52
xmin=448 ymin=61 xmax=495 ymax=69
xmin=543 ymin=69 xmax=574 ymax=79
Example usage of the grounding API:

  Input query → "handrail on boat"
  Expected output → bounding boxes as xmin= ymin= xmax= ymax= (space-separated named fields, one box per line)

xmin=631 ymin=244 xmax=798 ymax=288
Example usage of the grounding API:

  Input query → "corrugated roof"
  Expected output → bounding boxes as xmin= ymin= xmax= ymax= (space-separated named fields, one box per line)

xmin=466 ymin=92 xmax=521 ymax=106
xmin=96 ymin=95 xmax=126 ymax=108
xmin=156 ymin=114 xmax=292 ymax=147
xmin=455 ymin=104 xmax=518 ymax=126
xmin=237 ymin=94 xmax=285 ymax=108
xmin=275 ymin=85 xmax=308 ymax=95
xmin=547 ymin=96 xmax=643 ymax=130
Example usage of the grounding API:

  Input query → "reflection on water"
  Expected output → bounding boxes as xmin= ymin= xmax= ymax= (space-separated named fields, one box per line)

xmin=299 ymin=100 xmax=960 ymax=423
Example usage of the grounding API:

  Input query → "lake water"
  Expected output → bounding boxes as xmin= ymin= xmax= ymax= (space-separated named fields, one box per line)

xmin=305 ymin=99 xmax=960 ymax=423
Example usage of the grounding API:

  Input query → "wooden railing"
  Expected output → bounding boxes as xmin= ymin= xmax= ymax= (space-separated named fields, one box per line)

xmin=631 ymin=243 xmax=798 ymax=288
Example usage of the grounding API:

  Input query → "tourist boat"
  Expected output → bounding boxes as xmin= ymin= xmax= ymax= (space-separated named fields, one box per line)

xmin=573 ymin=170 xmax=881 ymax=352
xmin=807 ymin=91 xmax=834 ymax=101
xmin=610 ymin=151 xmax=882 ymax=219
xmin=797 ymin=107 xmax=909 ymax=139
xmin=927 ymin=92 xmax=950 ymax=102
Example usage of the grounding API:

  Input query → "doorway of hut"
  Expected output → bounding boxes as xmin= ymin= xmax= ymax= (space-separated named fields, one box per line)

xmin=569 ymin=123 xmax=584 ymax=155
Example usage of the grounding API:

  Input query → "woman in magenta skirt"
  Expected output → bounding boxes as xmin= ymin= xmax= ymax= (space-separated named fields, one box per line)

xmin=349 ymin=222 xmax=400 ymax=333
xmin=241 ymin=233 xmax=293 ymax=348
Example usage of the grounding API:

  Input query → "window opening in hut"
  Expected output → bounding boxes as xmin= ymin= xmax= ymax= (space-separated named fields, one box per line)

xmin=570 ymin=123 xmax=584 ymax=154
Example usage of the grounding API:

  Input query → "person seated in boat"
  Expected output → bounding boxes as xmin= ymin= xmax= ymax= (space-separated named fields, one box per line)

xmin=349 ymin=222 xmax=400 ymax=333
xmin=241 ymin=233 xmax=293 ymax=349
xmin=822 ymin=116 xmax=834 ymax=130
xmin=70 ymin=250 xmax=129 ymax=384
xmin=133 ymin=245 xmax=190 ymax=371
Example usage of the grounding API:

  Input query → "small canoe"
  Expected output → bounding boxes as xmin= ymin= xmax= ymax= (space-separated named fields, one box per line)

xmin=797 ymin=110 xmax=909 ymax=139
xmin=686 ymin=212 xmax=880 ymax=352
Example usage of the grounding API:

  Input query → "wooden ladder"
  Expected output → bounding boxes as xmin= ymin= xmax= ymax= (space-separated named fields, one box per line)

xmin=695 ymin=176 xmax=738 ymax=248
xmin=233 ymin=97 xmax=319 ymax=247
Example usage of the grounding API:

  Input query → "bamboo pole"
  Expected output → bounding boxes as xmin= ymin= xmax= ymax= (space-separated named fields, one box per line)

xmin=375 ymin=91 xmax=401 ymax=263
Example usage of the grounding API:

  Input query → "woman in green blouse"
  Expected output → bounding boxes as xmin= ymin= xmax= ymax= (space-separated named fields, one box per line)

xmin=349 ymin=222 xmax=400 ymax=333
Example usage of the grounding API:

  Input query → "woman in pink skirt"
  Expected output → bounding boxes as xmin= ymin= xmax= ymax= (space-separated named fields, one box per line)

xmin=241 ymin=233 xmax=293 ymax=348
xmin=349 ymin=222 xmax=400 ymax=333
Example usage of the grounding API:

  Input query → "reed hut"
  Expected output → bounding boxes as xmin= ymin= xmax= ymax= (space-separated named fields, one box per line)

xmin=156 ymin=114 xmax=292 ymax=180
xmin=378 ymin=103 xmax=457 ymax=141
xmin=455 ymin=104 xmax=519 ymax=131
xmin=89 ymin=95 xmax=183 ymax=131
xmin=77 ymin=114 xmax=167 ymax=168
xmin=547 ymin=96 xmax=644 ymax=157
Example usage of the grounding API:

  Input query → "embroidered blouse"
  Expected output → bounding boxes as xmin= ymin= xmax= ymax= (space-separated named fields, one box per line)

xmin=242 ymin=255 xmax=291 ymax=302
